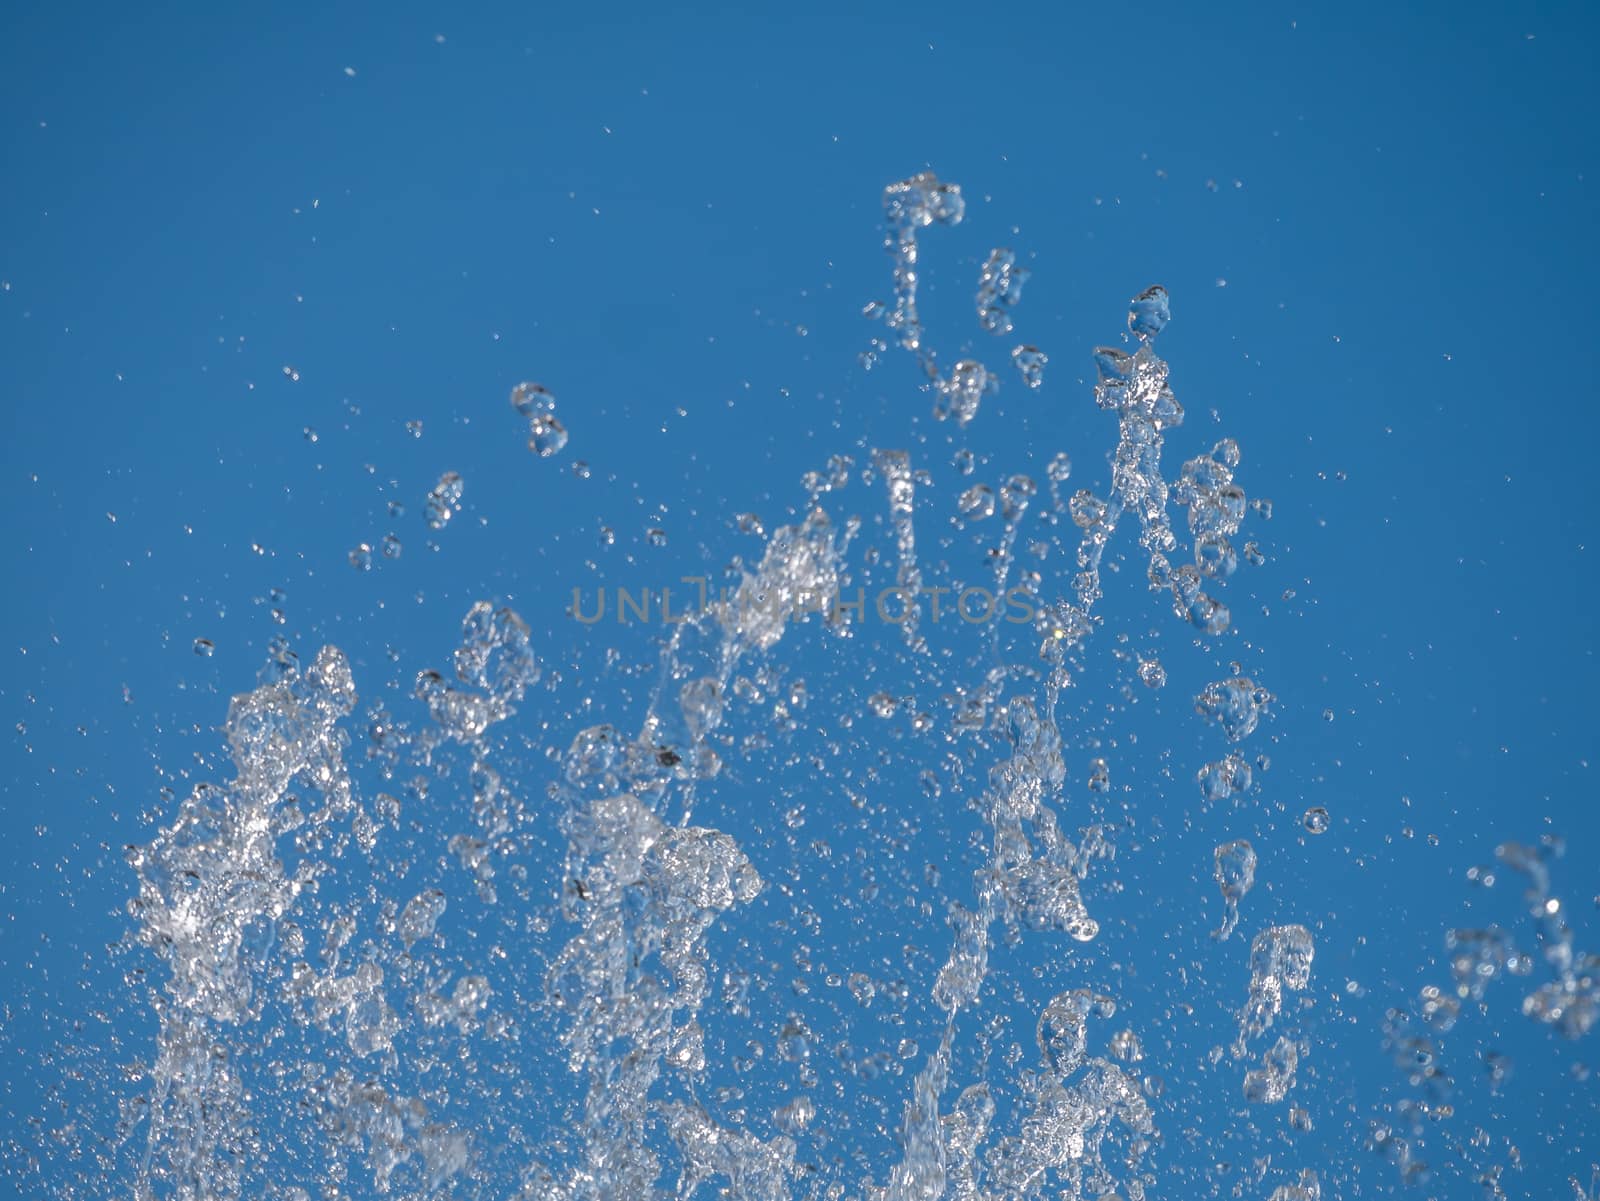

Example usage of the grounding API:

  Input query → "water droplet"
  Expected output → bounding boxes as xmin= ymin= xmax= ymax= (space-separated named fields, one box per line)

xmin=1303 ymin=806 xmax=1330 ymax=834
xmin=647 ymin=527 xmax=667 ymax=548
xmin=192 ymin=638 xmax=215 ymax=657
xmin=1197 ymin=752 xmax=1253 ymax=801
xmin=1011 ymin=344 xmax=1047 ymax=389
xmin=976 ymin=248 xmax=1029 ymax=335
xmin=934 ymin=360 xmax=996 ymax=427
xmin=1137 ymin=657 xmax=1166 ymax=689
xmin=1087 ymin=758 xmax=1110 ymax=792
xmin=426 ymin=472 xmax=464 ymax=529
xmin=529 ymin=414 xmax=569 ymax=457
xmin=381 ymin=533 xmax=403 ymax=560
xmin=1195 ymin=678 xmax=1272 ymax=742
xmin=349 ymin=543 xmax=373 ymax=571
xmin=510 ymin=382 xmax=556 ymax=417
xmin=1128 ymin=285 xmax=1171 ymax=340
xmin=958 ymin=483 xmax=996 ymax=520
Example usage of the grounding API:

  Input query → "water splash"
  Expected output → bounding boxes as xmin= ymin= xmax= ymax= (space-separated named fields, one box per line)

xmin=88 ymin=171 xmax=1592 ymax=1201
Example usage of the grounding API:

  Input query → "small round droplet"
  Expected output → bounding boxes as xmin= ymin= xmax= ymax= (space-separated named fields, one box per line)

xmin=647 ymin=527 xmax=667 ymax=548
xmin=193 ymin=638 xmax=215 ymax=657
xmin=1303 ymin=806 xmax=1330 ymax=835
xmin=529 ymin=414 xmax=568 ymax=457
xmin=381 ymin=533 xmax=403 ymax=560
xmin=349 ymin=543 xmax=373 ymax=571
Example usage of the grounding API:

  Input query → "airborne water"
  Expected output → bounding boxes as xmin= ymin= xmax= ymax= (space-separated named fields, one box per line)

xmin=6 ymin=164 xmax=1599 ymax=1201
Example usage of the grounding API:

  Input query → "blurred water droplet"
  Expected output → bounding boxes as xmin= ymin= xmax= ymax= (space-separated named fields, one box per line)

xmin=426 ymin=472 xmax=464 ymax=529
xmin=1128 ymin=285 xmax=1171 ymax=340
xmin=510 ymin=382 xmax=556 ymax=417
xmin=976 ymin=248 xmax=1029 ymax=335
xmin=1011 ymin=344 xmax=1047 ymax=388
xmin=958 ymin=483 xmax=996 ymax=520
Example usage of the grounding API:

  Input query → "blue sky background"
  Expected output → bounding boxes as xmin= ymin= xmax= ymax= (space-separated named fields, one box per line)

xmin=2 ymin=2 xmax=1597 ymax=1198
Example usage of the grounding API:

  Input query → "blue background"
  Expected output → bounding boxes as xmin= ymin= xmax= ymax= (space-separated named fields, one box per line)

xmin=2 ymin=2 xmax=1596 ymax=1198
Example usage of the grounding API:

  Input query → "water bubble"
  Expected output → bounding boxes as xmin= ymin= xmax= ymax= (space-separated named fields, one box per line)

xmin=381 ymin=533 xmax=403 ymax=560
xmin=1303 ymin=806 xmax=1330 ymax=834
xmin=647 ymin=527 xmax=667 ymax=548
xmin=192 ymin=638 xmax=215 ymax=657
xmin=349 ymin=542 xmax=373 ymax=571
